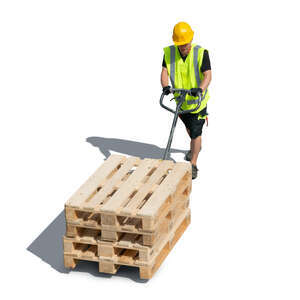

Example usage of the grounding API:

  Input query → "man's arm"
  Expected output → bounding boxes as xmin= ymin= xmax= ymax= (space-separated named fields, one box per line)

xmin=199 ymin=70 xmax=212 ymax=92
xmin=161 ymin=67 xmax=169 ymax=87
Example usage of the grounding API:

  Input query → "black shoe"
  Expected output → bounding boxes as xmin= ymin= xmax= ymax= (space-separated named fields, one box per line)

xmin=185 ymin=150 xmax=191 ymax=161
xmin=192 ymin=164 xmax=198 ymax=180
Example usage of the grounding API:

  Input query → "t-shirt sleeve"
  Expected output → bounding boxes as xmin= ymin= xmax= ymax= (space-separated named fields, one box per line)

xmin=201 ymin=50 xmax=211 ymax=73
xmin=162 ymin=55 xmax=167 ymax=68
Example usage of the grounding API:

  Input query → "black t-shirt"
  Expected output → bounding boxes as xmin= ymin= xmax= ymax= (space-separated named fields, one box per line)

xmin=162 ymin=49 xmax=211 ymax=73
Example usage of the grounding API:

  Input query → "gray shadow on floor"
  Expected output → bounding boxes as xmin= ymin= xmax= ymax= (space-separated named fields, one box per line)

xmin=86 ymin=136 xmax=187 ymax=161
xmin=26 ymin=137 xmax=187 ymax=283
xmin=26 ymin=210 xmax=148 ymax=283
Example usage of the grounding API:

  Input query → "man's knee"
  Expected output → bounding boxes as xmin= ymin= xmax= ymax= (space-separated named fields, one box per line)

xmin=189 ymin=118 xmax=205 ymax=139
xmin=190 ymin=130 xmax=202 ymax=139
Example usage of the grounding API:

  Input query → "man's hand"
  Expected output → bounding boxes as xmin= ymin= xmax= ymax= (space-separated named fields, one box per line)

xmin=190 ymin=88 xmax=203 ymax=97
xmin=163 ymin=85 xmax=171 ymax=95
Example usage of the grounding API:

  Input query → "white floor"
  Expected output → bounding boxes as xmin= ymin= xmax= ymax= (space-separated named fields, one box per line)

xmin=1 ymin=1 xmax=300 ymax=299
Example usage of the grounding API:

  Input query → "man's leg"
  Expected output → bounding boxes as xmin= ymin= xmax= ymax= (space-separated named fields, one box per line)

xmin=181 ymin=114 xmax=205 ymax=179
xmin=190 ymin=136 xmax=202 ymax=166
xmin=186 ymin=127 xmax=191 ymax=138
xmin=183 ymin=127 xmax=193 ymax=149
xmin=185 ymin=127 xmax=201 ymax=158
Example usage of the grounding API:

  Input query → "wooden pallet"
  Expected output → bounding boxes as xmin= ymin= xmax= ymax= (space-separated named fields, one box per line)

xmin=65 ymin=193 xmax=189 ymax=246
xmin=65 ymin=154 xmax=191 ymax=235
xmin=64 ymin=208 xmax=191 ymax=279
xmin=63 ymin=196 xmax=189 ymax=263
xmin=98 ymin=202 xmax=189 ymax=262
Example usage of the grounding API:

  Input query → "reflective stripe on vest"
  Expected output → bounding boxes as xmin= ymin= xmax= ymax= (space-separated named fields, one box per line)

xmin=170 ymin=45 xmax=176 ymax=88
xmin=192 ymin=47 xmax=209 ymax=101
xmin=193 ymin=45 xmax=201 ymax=87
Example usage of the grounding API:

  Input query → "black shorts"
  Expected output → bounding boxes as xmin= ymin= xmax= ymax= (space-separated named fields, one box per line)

xmin=179 ymin=107 xmax=207 ymax=139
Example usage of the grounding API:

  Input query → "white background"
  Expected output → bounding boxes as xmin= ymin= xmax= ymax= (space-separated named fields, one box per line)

xmin=1 ymin=0 xmax=299 ymax=299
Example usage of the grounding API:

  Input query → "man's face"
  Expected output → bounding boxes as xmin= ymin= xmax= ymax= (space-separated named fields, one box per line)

xmin=178 ymin=42 xmax=192 ymax=56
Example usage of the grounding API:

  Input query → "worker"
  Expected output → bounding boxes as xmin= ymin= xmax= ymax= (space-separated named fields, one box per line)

xmin=161 ymin=22 xmax=212 ymax=179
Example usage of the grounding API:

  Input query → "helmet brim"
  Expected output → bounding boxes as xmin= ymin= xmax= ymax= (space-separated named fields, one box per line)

xmin=172 ymin=32 xmax=194 ymax=46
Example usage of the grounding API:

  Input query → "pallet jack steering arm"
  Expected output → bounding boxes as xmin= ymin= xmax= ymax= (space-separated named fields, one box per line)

xmin=160 ymin=88 xmax=202 ymax=160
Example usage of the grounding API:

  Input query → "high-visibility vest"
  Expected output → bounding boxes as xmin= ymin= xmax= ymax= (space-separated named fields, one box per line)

xmin=163 ymin=43 xmax=210 ymax=119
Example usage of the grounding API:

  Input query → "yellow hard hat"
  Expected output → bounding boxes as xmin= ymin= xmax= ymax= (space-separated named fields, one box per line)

xmin=172 ymin=22 xmax=194 ymax=45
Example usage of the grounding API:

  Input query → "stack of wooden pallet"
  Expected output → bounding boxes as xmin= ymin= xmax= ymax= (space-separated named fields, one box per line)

xmin=63 ymin=154 xmax=191 ymax=279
